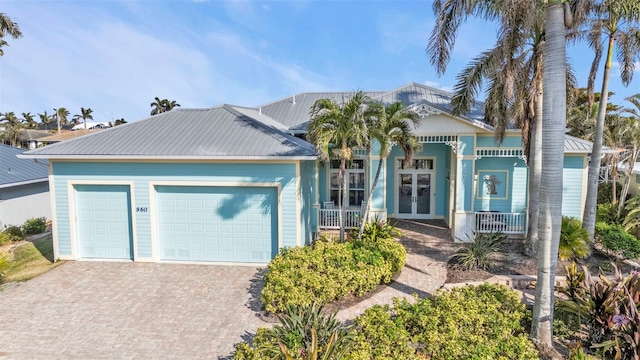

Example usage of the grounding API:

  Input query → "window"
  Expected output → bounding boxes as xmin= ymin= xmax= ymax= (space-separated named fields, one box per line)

xmin=329 ymin=159 xmax=365 ymax=207
xmin=397 ymin=159 xmax=433 ymax=170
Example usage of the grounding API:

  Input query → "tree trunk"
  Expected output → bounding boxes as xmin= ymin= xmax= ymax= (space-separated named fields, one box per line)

xmin=618 ymin=149 xmax=639 ymax=217
xmin=339 ymin=158 xmax=346 ymax=242
xmin=57 ymin=118 xmax=61 ymax=134
xmin=358 ymin=157 xmax=383 ymax=239
xmin=531 ymin=1 xmax=566 ymax=346
xmin=525 ymin=86 xmax=543 ymax=256
xmin=583 ymin=35 xmax=615 ymax=240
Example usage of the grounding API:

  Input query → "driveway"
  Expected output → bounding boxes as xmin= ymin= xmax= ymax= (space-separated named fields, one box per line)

xmin=0 ymin=261 xmax=269 ymax=359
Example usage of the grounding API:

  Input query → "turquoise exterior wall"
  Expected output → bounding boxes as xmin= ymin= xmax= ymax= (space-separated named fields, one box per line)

xmin=51 ymin=161 xmax=304 ymax=259
xmin=562 ymin=155 xmax=586 ymax=219
xmin=476 ymin=135 xmax=522 ymax=148
xmin=474 ymin=157 xmax=528 ymax=212
xmin=300 ymin=160 xmax=316 ymax=245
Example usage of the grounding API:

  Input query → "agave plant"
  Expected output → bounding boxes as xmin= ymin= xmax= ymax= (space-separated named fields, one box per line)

xmin=449 ymin=232 xmax=506 ymax=271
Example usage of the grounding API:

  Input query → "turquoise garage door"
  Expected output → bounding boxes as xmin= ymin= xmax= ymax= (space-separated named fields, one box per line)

xmin=75 ymin=185 xmax=133 ymax=259
xmin=156 ymin=186 xmax=278 ymax=263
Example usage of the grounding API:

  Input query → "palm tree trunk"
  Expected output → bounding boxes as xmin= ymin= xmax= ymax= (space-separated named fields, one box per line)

xmin=339 ymin=158 xmax=346 ymax=242
xmin=358 ymin=157 xmax=384 ymax=239
xmin=84 ymin=118 xmax=87 ymax=130
xmin=618 ymin=149 xmax=639 ymax=217
xmin=583 ymin=35 xmax=615 ymax=240
xmin=531 ymin=1 xmax=566 ymax=346
xmin=57 ymin=119 xmax=61 ymax=134
xmin=525 ymin=87 xmax=543 ymax=256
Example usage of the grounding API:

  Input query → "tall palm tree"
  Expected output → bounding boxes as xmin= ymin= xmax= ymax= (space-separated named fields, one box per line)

xmin=616 ymin=94 xmax=640 ymax=216
xmin=428 ymin=0 xmax=553 ymax=256
xmin=531 ymin=0 xmax=568 ymax=346
xmin=73 ymin=107 xmax=93 ymax=130
xmin=581 ymin=0 xmax=640 ymax=240
xmin=150 ymin=97 xmax=181 ymax=115
xmin=53 ymin=107 xmax=70 ymax=134
xmin=0 ymin=111 xmax=23 ymax=146
xmin=20 ymin=112 xmax=37 ymax=130
xmin=0 ymin=13 xmax=23 ymax=57
xmin=307 ymin=92 xmax=370 ymax=242
xmin=357 ymin=101 xmax=419 ymax=239
xmin=38 ymin=111 xmax=53 ymax=131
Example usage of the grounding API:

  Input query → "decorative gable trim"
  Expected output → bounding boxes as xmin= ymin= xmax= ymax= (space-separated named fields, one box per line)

xmin=409 ymin=104 xmax=443 ymax=117
xmin=475 ymin=148 xmax=527 ymax=163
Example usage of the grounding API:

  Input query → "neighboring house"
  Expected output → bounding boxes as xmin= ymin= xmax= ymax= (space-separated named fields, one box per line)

xmin=18 ymin=129 xmax=51 ymax=149
xmin=71 ymin=122 xmax=111 ymax=131
xmin=618 ymin=162 xmax=640 ymax=197
xmin=22 ymin=82 xmax=597 ymax=264
xmin=0 ymin=144 xmax=50 ymax=228
xmin=38 ymin=130 xmax=96 ymax=145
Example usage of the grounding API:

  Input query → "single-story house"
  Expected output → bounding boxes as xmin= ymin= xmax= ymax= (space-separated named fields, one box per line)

xmin=38 ymin=129 xmax=97 ymax=145
xmin=18 ymin=129 xmax=52 ymax=149
xmin=21 ymin=82 xmax=595 ymax=264
xmin=0 ymin=144 xmax=51 ymax=228
xmin=71 ymin=122 xmax=111 ymax=131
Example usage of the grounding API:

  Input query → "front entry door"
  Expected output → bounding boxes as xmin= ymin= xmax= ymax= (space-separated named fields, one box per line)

xmin=397 ymin=171 xmax=433 ymax=219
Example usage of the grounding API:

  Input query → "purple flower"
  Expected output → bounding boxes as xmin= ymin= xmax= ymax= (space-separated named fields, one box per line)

xmin=631 ymin=269 xmax=640 ymax=276
xmin=613 ymin=314 xmax=629 ymax=326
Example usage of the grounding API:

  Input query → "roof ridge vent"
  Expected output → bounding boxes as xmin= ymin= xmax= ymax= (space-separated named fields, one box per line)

xmin=292 ymin=94 xmax=296 ymax=104
xmin=259 ymin=107 xmax=262 ymax=115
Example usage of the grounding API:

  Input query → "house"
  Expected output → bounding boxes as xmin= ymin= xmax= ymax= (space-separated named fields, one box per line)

xmin=38 ymin=129 xmax=96 ymax=145
xmin=17 ymin=129 xmax=51 ymax=149
xmin=0 ymin=144 xmax=51 ymax=228
xmin=21 ymin=82 xmax=595 ymax=264
xmin=71 ymin=122 xmax=111 ymax=131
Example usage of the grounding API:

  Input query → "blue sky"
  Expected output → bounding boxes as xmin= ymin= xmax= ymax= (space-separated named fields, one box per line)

xmin=2 ymin=0 xmax=640 ymax=123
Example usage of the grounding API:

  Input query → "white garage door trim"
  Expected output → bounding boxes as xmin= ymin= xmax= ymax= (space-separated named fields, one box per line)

xmin=148 ymin=181 xmax=282 ymax=264
xmin=67 ymin=180 xmax=138 ymax=261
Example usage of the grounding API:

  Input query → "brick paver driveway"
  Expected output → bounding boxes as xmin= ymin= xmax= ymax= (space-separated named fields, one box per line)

xmin=0 ymin=261 xmax=269 ymax=359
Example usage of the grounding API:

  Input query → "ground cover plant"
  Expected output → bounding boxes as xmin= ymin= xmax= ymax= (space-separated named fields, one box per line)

xmin=1 ymin=234 xmax=62 ymax=283
xmin=261 ymin=221 xmax=406 ymax=314
xmin=449 ymin=231 xmax=505 ymax=271
xmin=595 ymin=222 xmax=640 ymax=260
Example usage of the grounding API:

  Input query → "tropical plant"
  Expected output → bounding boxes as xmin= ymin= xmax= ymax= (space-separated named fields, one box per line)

xmin=73 ymin=107 xmax=93 ymax=130
xmin=53 ymin=107 xmax=70 ymax=134
xmin=150 ymin=97 xmax=181 ymax=115
xmin=21 ymin=217 xmax=47 ymax=235
xmin=357 ymin=102 xmax=418 ymax=239
xmin=559 ymin=217 xmax=591 ymax=261
xmin=0 ymin=13 xmax=23 ymax=57
xmin=113 ymin=118 xmax=127 ymax=126
xmin=20 ymin=112 xmax=37 ymax=130
xmin=595 ymin=221 xmax=640 ymax=259
xmin=307 ymin=92 xmax=370 ymax=242
xmin=38 ymin=111 xmax=53 ymax=131
xmin=0 ymin=111 xmax=23 ymax=146
xmin=581 ymin=0 xmax=640 ymax=241
xmin=449 ymin=231 xmax=505 ymax=271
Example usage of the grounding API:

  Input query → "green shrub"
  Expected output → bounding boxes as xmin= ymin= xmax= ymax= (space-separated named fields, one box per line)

xmin=21 ymin=217 xmax=47 ymax=235
xmin=1 ymin=225 xmax=24 ymax=242
xmin=559 ymin=217 xmax=591 ymax=261
xmin=449 ymin=231 xmax=505 ymax=270
xmin=0 ymin=253 xmax=9 ymax=275
xmin=0 ymin=232 xmax=11 ymax=246
xmin=349 ymin=284 xmax=538 ymax=360
xmin=233 ymin=302 xmax=354 ymax=360
xmin=597 ymin=182 xmax=624 ymax=205
xmin=261 ymin=235 xmax=406 ymax=313
xmin=597 ymin=203 xmax=624 ymax=225
xmin=595 ymin=221 xmax=640 ymax=259
xmin=360 ymin=218 xmax=401 ymax=241
xmin=345 ymin=305 xmax=415 ymax=359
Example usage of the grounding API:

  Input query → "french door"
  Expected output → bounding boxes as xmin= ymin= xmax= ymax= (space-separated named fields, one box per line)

xmin=397 ymin=171 xmax=434 ymax=219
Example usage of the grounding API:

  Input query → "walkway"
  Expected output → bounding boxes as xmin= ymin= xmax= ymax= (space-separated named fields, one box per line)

xmin=337 ymin=219 xmax=455 ymax=321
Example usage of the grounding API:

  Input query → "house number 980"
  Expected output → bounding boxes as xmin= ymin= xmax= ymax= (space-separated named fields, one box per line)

xmin=136 ymin=207 xmax=148 ymax=212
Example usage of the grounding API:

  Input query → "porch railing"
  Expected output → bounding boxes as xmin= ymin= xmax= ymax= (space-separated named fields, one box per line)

xmin=319 ymin=209 xmax=362 ymax=229
xmin=474 ymin=212 xmax=526 ymax=234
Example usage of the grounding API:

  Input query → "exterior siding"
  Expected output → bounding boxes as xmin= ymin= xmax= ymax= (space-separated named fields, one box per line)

xmin=473 ymin=157 xmax=528 ymax=213
xmin=51 ymin=161 xmax=301 ymax=261
xmin=476 ymin=135 xmax=522 ymax=148
xmin=299 ymin=160 xmax=316 ymax=245
xmin=0 ymin=182 xmax=51 ymax=228
xmin=562 ymin=155 xmax=586 ymax=219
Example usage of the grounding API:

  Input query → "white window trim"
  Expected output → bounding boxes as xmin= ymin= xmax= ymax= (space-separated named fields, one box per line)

xmin=327 ymin=160 xmax=366 ymax=208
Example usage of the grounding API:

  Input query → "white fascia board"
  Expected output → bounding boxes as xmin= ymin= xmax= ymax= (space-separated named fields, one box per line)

xmin=17 ymin=154 xmax=318 ymax=161
xmin=0 ymin=178 xmax=48 ymax=189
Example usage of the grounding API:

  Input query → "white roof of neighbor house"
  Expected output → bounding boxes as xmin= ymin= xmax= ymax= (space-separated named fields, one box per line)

xmin=0 ymin=144 xmax=48 ymax=188
xmin=71 ymin=122 xmax=111 ymax=131
xmin=21 ymin=105 xmax=317 ymax=160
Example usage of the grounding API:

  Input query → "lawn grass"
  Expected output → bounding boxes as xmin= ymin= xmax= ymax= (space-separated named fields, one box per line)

xmin=1 ymin=235 xmax=64 ymax=283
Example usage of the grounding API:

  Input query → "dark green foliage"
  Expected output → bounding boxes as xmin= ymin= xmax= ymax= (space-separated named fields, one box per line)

xmin=21 ymin=217 xmax=47 ymax=235
xmin=557 ymin=264 xmax=640 ymax=359
xmin=449 ymin=231 xmax=505 ymax=270
xmin=595 ymin=222 xmax=640 ymax=259
xmin=360 ymin=218 xmax=401 ymax=241
xmin=597 ymin=182 xmax=624 ymax=205
xmin=597 ymin=203 xmax=624 ymax=225
xmin=559 ymin=217 xmax=591 ymax=261
xmin=261 ymin=233 xmax=406 ymax=313
xmin=233 ymin=303 xmax=354 ymax=360
xmin=348 ymin=284 xmax=538 ymax=360
xmin=1 ymin=225 xmax=24 ymax=242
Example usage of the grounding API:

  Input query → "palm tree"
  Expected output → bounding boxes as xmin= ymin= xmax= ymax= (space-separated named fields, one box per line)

xmin=581 ymin=1 xmax=640 ymax=240
xmin=20 ymin=112 xmax=37 ymax=130
xmin=113 ymin=118 xmax=127 ymax=126
xmin=531 ymin=0 xmax=569 ymax=346
xmin=150 ymin=97 xmax=181 ymax=115
xmin=357 ymin=101 xmax=418 ymax=239
xmin=38 ymin=111 xmax=53 ymax=131
xmin=616 ymin=94 xmax=640 ymax=216
xmin=0 ymin=13 xmax=23 ymax=57
xmin=428 ymin=0 xmax=552 ymax=256
xmin=73 ymin=107 xmax=94 ymax=130
xmin=0 ymin=111 xmax=23 ymax=146
xmin=307 ymin=92 xmax=370 ymax=242
xmin=53 ymin=107 xmax=70 ymax=134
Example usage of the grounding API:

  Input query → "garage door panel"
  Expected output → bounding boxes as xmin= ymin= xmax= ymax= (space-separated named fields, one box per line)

xmin=156 ymin=186 xmax=277 ymax=263
xmin=75 ymin=185 xmax=133 ymax=260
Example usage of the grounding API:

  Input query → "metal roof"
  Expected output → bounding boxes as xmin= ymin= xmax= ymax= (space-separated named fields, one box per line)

xmin=564 ymin=135 xmax=614 ymax=154
xmin=0 ymin=144 xmax=48 ymax=188
xmin=18 ymin=129 xmax=52 ymax=141
xmin=21 ymin=105 xmax=317 ymax=160
xmin=39 ymin=129 xmax=98 ymax=143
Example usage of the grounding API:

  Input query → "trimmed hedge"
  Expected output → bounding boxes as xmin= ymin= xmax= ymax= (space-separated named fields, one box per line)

xmin=347 ymin=284 xmax=538 ymax=360
xmin=261 ymin=234 xmax=406 ymax=314
xmin=595 ymin=221 xmax=640 ymax=259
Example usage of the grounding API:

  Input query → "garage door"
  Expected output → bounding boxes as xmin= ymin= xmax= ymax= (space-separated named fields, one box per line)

xmin=75 ymin=185 xmax=133 ymax=259
xmin=156 ymin=186 xmax=278 ymax=263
